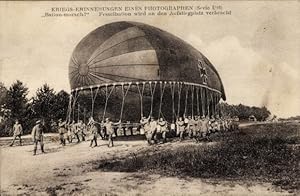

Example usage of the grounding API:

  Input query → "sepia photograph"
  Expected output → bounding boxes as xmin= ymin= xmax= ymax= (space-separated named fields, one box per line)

xmin=0 ymin=1 xmax=299 ymax=195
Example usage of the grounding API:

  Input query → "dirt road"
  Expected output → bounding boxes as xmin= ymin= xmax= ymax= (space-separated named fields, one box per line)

xmin=0 ymin=138 xmax=292 ymax=195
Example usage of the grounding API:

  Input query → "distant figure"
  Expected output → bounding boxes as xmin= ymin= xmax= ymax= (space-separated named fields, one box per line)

xmin=149 ymin=117 xmax=158 ymax=144
xmin=9 ymin=120 xmax=23 ymax=146
xmin=103 ymin=118 xmax=121 ymax=147
xmin=139 ymin=116 xmax=148 ymax=135
xmin=77 ymin=120 xmax=86 ymax=141
xmin=176 ymin=117 xmax=185 ymax=141
xmin=71 ymin=120 xmax=80 ymax=143
xmin=158 ymin=118 xmax=168 ymax=143
xmin=89 ymin=120 xmax=98 ymax=147
xmin=58 ymin=119 xmax=67 ymax=146
xmin=31 ymin=120 xmax=45 ymax=155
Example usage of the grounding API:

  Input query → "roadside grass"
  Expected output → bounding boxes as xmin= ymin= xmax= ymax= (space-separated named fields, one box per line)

xmin=97 ymin=122 xmax=300 ymax=192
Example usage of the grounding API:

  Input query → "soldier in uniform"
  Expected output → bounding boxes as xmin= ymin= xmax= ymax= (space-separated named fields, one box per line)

xmin=176 ymin=117 xmax=185 ymax=141
xmin=201 ymin=116 xmax=210 ymax=141
xmin=58 ymin=119 xmax=67 ymax=146
xmin=31 ymin=120 xmax=45 ymax=155
xmin=71 ymin=120 xmax=80 ymax=143
xmin=103 ymin=118 xmax=121 ymax=147
xmin=88 ymin=120 xmax=98 ymax=147
xmin=139 ymin=116 xmax=148 ymax=135
xmin=149 ymin=117 xmax=158 ymax=144
xmin=188 ymin=116 xmax=196 ymax=138
xmin=9 ymin=120 xmax=23 ymax=146
xmin=77 ymin=120 xmax=86 ymax=141
xmin=144 ymin=120 xmax=152 ymax=145
xmin=158 ymin=118 xmax=168 ymax=143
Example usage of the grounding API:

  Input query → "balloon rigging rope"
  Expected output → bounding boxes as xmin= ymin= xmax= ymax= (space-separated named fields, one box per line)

xmin=72 ymin=90 xmax=80 ymax=121
xmin=158 ymin=82 xmax=166 ymax=119
xmin=136 ymin=82 xmax=145 ymax=118
xmin=170 ymin=82 xmax=176 ymax=121
xmin=102 ymin=85 xmax=115 ymax=122
xmin=149 ymin=82 xmax=157 ymax=117
xmin=119 ymin=83 xmax=131 ymax=122
xmin=184 ymin=85 xmax=189 ymax=116
xmin=90 ymin=86 xmax=100 ymax=118
xmin=66 ymin=94 xmax=73 ymax=123
xmin=177 ymin=83 xmax=183 ymax=117
xmin=191 ymin=85 xmax=194 ymax=117
xmin=196 ymin=87 xmax=200 ymax=116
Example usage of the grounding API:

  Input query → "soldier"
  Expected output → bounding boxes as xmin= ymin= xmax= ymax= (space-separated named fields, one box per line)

xmin=144 ymin=120 xmax=152 ymax=145
xmin=170 ymin=120 xmax=176 ymax=138
xmin=9 ymin=120 xmax=23 ymax=146
xmin=58 ymin=119 xmax=67 ymax=146
xmin=77 ymin=120 xmax=86 ymax=141
xmin=149 ymin=117 xmax=158 ymax=144
xmin=201 ymin=115 xmax=210 ymax=141
xmin=188 ymin=116 xmax=197 ymax=138
xmin=31 ymin=120 xmax=45 ymax=155
xmin=89 ymin=120 xmax=98 ymax=147
xmin=176 ymin=117 xmax=185 ymax=141
xmin=71 ymin=120 xmax=80 ymax=143
xmin=158 ymin=118 xmax=168 ymax=143
xmin=139 ymin=116 xmax=148 ymax=135
xmin=103 ymin=118 xmax=121 ymax=147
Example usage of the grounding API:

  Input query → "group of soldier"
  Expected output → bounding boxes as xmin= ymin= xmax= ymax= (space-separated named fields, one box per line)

xmin=139 ymin=115 xmax=240 ymax=144
xmin=8 ymin=114 xmax=239 ymax=155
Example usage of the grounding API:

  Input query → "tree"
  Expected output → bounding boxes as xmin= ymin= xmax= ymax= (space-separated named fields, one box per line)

xmin=0 ymin=82 xmax=8 ymax=117
xmin=2 ymin=80 xmax=29 ymax=135
xmin=32 ymin=84 xmax=56 ymax=131
xmin=52 ymin=90 xmax=70 ymax=121
xmin=4 ymin=80 xmax=29 ymax=121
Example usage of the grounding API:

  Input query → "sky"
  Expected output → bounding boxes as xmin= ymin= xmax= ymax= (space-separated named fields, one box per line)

xmin=0 ymin=1 xmax=299 ymax=118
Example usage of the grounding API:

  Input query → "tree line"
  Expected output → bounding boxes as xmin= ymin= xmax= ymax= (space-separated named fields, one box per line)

xmin=0 ymin=81 xmax=69 ymax=136
xmin=217 ymin=102 xmax=271 ymax=121
xmin=0 ymin=80 xmax=272 ymax=137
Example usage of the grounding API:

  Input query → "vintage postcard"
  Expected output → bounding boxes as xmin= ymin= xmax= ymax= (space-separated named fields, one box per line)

xmin=0 ymin=0 xmax=299 ymax=195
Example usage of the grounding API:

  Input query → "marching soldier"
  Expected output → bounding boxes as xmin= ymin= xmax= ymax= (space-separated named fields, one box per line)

xmin=71 ymin=120 xmax=80 ymax=143
xmin=144 ymin=120 xmax=152 ymax=145
xmin=77 ymin=120 xmax=86 ymax=141
xmin=139 ymin=116 xmax=148 ymax=135
xmin=158 ymin=118 xmax=168 ymax=143
xmin=176 ymin=117 xmax=185 ymax=141
xmin=31 ymin=120 xmax=45 ymax=155
xmin=9 ymin=120 xmax=23 ymax=146
xmin=89 ymin=120 xmax=98 ymax=147
xmin=149 ymin=117 xmax=158 ymax=144
xmin=58 ymin=119 xmax=67 ymax=146
xmin=103 ymin=118 xmax=121 ymax=147
xmin=200 ymin=115 xmax=210 ymax=141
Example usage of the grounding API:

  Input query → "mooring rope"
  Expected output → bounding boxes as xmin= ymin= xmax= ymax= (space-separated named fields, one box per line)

xmin=196 ymin=87 xmax=200 ymax=116
xmin=90 ymin=86 xmax=100 ymax=118
xmin=170 ymin=81 xmax=176 ymax=121
xmin=119 ymin=83 xmax=131 ymax=122
xmin=191 ymin=85 xmax=194 ymax=117
xmin=184 ymin=84 xmax=189 ymax=117
xmin=102 ymin=84 xmax=115 ymax=122
xmin=72 ymin=90 xmax=79 ymax=121
xmin=136 ymin=82 xmax=145 ymax=118
xmin=158 ymin=81 xmax=166 ymax=119
xmin=177 ymin=82 xmax=183 ymax=118
xmin=149 ymin=81 xmax=157 ymax=117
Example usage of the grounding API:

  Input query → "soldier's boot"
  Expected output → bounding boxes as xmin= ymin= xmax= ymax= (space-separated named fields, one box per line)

xmin=94 ymin=139 xmax=97 ymax=147
xmin=20 ymin=138 xmax=22 ymax=146
xmin=41 ymin=144 xmax=45 ymax=153
xmin=33 ymin=148 xmax=37 ymax=156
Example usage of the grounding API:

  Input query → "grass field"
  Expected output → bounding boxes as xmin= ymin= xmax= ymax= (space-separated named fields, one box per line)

xmin=97 ymin=122 xmax=300 ymax=193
